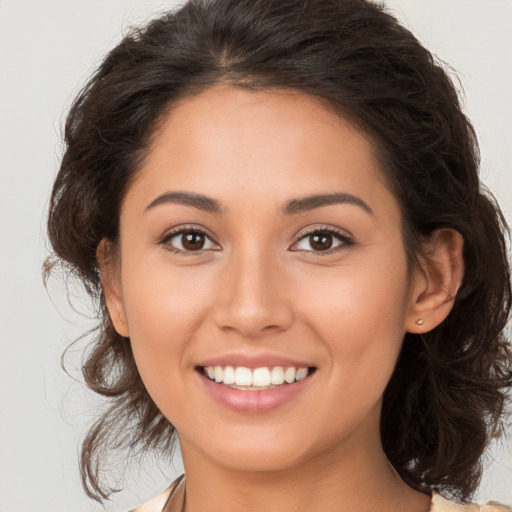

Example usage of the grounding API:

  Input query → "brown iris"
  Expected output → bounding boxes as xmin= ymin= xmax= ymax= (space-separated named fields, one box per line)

xmin=182 ymin=232 xmax=206 ymax=250
xmin=309 ymin=232 xmax=333 ymax=251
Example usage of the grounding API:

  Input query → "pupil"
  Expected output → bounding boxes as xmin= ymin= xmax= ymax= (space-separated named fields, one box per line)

xmin=183 ymin=232 xmax=204 ymax=250
xmin=311 ymin=233 xmax=332 ymax=251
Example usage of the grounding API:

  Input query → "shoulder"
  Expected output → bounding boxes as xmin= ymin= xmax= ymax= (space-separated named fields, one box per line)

xmin=129 ymin=475 xmax=184 ymax=512
xmin=431 ymin=493 xmax=512 ymax=512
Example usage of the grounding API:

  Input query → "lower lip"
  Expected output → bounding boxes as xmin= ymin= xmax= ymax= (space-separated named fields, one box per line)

xmin=197 ymin=370 xmax=314 ymax=414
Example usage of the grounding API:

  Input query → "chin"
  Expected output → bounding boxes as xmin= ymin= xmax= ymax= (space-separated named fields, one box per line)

xmin=182 ymin=421 xmax=338 ymax=475
xmin=210 ymin=444 xmax=309 ymax=474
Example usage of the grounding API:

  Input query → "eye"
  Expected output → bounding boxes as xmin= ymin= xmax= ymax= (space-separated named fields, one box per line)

xmin=160 ymin=227 xmax=220 ymax=254
xmin=291 ymin=227 xmax=353 ymax=255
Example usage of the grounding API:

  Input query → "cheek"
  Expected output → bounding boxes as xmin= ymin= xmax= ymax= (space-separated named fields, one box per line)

xmin=119 ymin=258 xmax=216 ymax=391
xmin=298 ymin=248 xmax=410 ymax=390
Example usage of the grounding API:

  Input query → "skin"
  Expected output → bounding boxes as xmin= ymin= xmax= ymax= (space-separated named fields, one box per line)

xmin=100 ymin=84 xmax=464 ymax=512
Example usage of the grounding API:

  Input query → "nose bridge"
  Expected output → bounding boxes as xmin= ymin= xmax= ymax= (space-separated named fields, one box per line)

xmin=213 ymin=240 xmax=293 ymax=337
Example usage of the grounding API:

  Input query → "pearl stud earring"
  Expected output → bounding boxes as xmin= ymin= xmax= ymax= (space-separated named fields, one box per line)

xmin=415 ymin=318 xmax=424 ymax=325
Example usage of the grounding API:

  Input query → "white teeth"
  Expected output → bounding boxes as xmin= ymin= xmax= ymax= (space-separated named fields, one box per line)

xmin=284 ymin=367 xmax=296 ymax=383
xmin=252 ymin=367 xmax=271 ymax=387
xmin=223 ymin=366 xmax=235 ymax=385
xmin=296 ymin=368 xmax=308 ymax=381
xmin=203 ymin=365 xmax=311 ymax=388
xmin=235 ymin=367 xmax=253 ymax=386
xmin=270 ymin=366 xmax=285 ymax=385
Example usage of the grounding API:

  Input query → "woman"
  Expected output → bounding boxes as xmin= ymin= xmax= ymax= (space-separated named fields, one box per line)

xmin=45 ymin=0 xmax=511 ymax=510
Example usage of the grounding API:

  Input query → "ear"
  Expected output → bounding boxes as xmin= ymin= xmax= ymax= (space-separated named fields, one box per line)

xmin=406 ymin=228 xmax=464 ymax=334
xmin=97 ymin=239 xmax=130 ymax=337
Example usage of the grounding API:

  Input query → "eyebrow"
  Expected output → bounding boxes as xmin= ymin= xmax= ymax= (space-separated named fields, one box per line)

xmin=282 ymin=192 xmax=374 ymax=216
xmin=145 ymin=191 xmax=224 ymax=214
xmin=144 ymin=191 xmax=373 ymax=216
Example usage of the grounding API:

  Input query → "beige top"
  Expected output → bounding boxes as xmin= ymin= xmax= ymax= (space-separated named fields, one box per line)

xmin=131 ymin=475 xmax=511 ymax=512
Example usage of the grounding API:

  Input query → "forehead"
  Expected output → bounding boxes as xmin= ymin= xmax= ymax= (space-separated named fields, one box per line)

xmin=127 ymin=83 xmax=397 ymax=220
xmin=150 ymin=84 xmax=374 ymax=164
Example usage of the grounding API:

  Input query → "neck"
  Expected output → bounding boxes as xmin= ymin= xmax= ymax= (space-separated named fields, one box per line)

xmin=177 ymin=426 xmax=431 ymax=512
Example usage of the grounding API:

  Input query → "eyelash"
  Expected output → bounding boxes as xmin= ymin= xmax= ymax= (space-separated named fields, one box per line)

xmin=159 ymin=225 xmax=219 ymax=257
xmin=159 ymin=225 xmax=354 ymax=257
xmin=293 ymin=226 xmax=354 ymax=256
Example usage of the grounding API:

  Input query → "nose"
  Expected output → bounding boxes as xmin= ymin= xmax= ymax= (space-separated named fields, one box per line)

xmin=212 ymin=246 xmax=294 ymax=339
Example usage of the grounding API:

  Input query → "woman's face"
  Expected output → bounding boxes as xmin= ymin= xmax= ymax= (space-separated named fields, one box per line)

xmin=106 ymin=84 xmax=423 ymax=474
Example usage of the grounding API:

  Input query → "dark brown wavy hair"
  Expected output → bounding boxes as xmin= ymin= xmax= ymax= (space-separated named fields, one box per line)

xmin=45 ymin=0 xmax=512 ymax=503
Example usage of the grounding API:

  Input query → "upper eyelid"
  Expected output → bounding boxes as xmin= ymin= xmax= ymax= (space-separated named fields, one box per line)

xmin=162 ymin=224 xmax=217 ymax=241
xmin=294 ymin=225 xmax=352 ymax=241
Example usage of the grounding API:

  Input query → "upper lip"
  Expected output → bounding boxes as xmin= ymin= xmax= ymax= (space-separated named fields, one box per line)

xmin=198 ymin=352 xmax=315 ymax=369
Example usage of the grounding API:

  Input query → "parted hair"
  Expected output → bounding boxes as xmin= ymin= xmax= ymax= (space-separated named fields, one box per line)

xmin=45 ymin=0 xmax=511 ymax=503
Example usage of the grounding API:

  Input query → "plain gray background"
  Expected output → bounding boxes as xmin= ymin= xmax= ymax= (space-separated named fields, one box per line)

xmin=1 ymin=1 xmax=511 ymax=510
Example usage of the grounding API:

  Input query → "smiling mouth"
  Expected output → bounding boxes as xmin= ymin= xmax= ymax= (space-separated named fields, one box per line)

xmin=198 ymin=365 xmax=317 ymax=391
